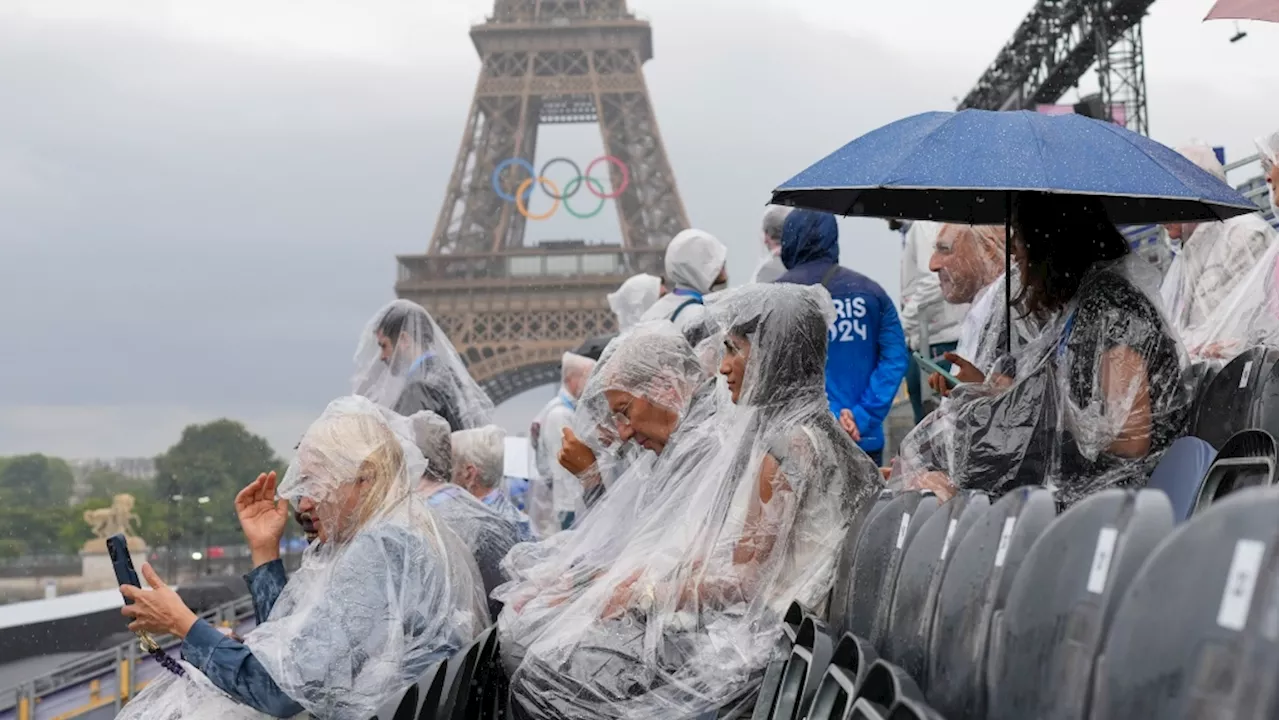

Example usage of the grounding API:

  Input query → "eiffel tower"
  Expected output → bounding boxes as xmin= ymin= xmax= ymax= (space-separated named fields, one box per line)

xmin=395 ymin=0 xmax=689 ymax=405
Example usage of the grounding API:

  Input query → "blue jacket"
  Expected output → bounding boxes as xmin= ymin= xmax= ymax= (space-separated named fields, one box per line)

xmin=776 ymin=210 xmax=909 ymax=454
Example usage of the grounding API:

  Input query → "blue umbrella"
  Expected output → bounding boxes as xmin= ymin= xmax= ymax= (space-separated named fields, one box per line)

xmin=770 ymin=109 xmax=1258 ymax=224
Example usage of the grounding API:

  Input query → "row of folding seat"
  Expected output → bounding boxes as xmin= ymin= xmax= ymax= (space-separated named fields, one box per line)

xmin=755 ymin=480 xmax=1277 ymax=720
xmin=368 ymin=625 xmax=504 ymax=720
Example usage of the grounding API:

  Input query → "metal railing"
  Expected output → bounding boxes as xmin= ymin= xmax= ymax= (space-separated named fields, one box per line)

xmin=2 ymin=594 xmax=258 ymax=720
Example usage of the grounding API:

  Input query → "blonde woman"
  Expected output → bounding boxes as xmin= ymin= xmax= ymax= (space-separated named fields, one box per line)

xmin=118 ymin=396 xmax=487 ymax=719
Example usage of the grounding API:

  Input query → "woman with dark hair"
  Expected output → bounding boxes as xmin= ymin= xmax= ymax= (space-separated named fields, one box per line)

xmin=895 ymin=192 xmax=1189 ymax=507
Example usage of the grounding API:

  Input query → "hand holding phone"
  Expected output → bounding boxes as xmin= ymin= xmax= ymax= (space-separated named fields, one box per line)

xmin=106 ymin=534 xmax=141 ymax=603
xmin=913 ymin=351 xmax=961 ymax=388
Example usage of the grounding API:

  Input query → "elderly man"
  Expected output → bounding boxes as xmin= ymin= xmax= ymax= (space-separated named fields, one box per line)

xmin=1161 ymin=144 xmax=1277 ymax=359
xmin=453 ymin=425 xmax=532 ymax=541
xmin=898 ymin=219 xmax=969 ymax=423
xmin=753 ymin=206 xmax=792 ymax=283
xmin=533 ymin=353 xmax=597 ymax=532
xmin=399 ymin=410 xmax=523 ymax=620
xmin=922 ymin=224 xmax=1009 ymax=386
xmin=607 ymin=273 xmax=664 ymax=333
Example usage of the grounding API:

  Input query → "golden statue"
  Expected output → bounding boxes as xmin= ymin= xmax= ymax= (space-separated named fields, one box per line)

xmin=82 ymin=494 xmax=147 ymax=552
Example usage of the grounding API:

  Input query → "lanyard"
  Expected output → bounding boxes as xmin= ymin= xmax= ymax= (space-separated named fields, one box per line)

xmin=407 ymin=352 xmax=436 ymax=375
xmin=672 ymin=288 xmax=704 ymax=301
xmin=558 ymin=391 xmax=577 ymax=412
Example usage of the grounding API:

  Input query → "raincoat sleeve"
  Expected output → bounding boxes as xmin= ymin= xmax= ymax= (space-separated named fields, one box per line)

xmin=245 ymin=559 xmax=289 ymax=623
xmin=180 ymin=622 xmax=304 ymax=718
xmin=850 ymin=301 xmax=910 ymax=439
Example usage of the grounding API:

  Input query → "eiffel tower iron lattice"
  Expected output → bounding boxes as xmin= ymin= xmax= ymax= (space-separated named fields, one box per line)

xmin=396 ymin=0 xmax=689 ymax=406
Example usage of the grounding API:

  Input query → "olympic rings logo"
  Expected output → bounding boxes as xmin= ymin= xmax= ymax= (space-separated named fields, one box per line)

xmin=491 ymin=156 xmax=630 ymax=220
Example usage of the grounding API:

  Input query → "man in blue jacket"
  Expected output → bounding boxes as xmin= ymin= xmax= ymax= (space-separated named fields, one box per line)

xmin=776 ymin=209 xmax=909 ymax=465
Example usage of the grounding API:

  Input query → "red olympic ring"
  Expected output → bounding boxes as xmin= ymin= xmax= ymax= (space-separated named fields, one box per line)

xmin=584 ymin=155 xmax=630 ymax=199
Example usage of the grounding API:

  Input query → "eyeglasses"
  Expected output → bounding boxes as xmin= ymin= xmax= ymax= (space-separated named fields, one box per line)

xmin=610 ymin=399 xmax=634 ymax=430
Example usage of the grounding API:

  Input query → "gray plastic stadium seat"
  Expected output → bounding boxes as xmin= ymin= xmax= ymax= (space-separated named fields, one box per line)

xmin=1145 ymin=436 xmax=1218 ymax=522
xmin=849 ymin=698 xmax=890 ymax=720
xmin=865 ymin=493 xmax=940 ymax=652
xmin=1092 ymin=487 xmax=1279 ymax=719
xmin=751 ymin=601 xmax=812 ymax=720
xmin=1191 ymin=347 xmax=1280 ymax=449
xmin=842 ymin=492 xmax=917 ymax=640
xmin=437 ymin=627 xmax=491 ymax=720
xmin=829 ymin=490 xmax=895 ymax=637
xmin=926 ymin=486 xmax=1056 ymax=720
xmin=1192 ymin=429 xmax=1278 ymax=516
xmin=987 ymin=489 xmax=1175 ymax=720
xmin=806 ymin=633 xmax=879 ymax=720
xmin=886 ymin=698 xmax=946 ymax=720
xmin=854 ymin=660 xmax=926 ymax=715
xmin=883 ymin=491 xmax=989 ymax=688
xmin=766 ymin=616 xmax=833 ymax=720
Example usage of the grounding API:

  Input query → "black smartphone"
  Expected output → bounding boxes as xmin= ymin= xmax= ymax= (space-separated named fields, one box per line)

xmin=106 ymin=533 xmax=141 ymax=603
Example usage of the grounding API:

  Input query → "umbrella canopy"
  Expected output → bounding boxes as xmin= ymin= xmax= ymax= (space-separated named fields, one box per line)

xmin=572 ymin=334 xmax=614 ymax=361
xmin=1205 ymin=0 xmax=1278 ymax=23
xmin=770 ymin=110 xmax=1258 ymax=225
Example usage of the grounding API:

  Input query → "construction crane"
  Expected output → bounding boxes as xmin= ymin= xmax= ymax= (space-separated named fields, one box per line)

xmin=958 ymin=0 xmax=1156 ymax=136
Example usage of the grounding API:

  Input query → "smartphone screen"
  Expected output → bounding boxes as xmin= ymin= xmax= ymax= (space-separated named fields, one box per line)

xmin=913 ymin=351 xmax=961 ymax=387
xmin=106 ymin=533 xmax=142 ymax=602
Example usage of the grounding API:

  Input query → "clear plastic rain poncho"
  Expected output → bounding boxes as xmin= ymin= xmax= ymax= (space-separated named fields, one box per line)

xmin=352 ymin=299 xmax=495 ymax=430
xmin=383 ymin=409 xmax=525 ymax=621
xmin=532 ymin=353 xmax=598 ymax=522
xmin=120 ymin=396 xmax=487 ymax=720
xmin=452 ymin=425 xmax=532 ymax=539
xmin=894 ymin=253 xmax=1190 ymax=507
xmin=1159 ymin=145 xmax=1277 ymax=361
xmin=509 ymin=284 xmax=882 ymax=719
xmin=641 ymin=229 xmax=728 ymax=339
xmin=607 ymin=273 xmax=663 ymax=332
xmin=495 ymin=324 xmax=724 ymax=671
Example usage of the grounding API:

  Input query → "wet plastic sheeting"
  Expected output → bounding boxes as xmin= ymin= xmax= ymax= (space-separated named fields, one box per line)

xmin=845 ymin=493 xmax=936 ymax=642
xmin=1091 ymin=487 xmax=1279 ymax=720
xmin=828 ymin=489 xmax=895 ymax=638
xmin=1145 ymin=436 xmax=1218 ymax=522
xmin=987 ymin=489 xmax=1175 ymax=720
xmin=1192 ymin=429 xmax=1278 ymax=515
xmin=806 ymin=633 xmax=880 ymax=720
xmin=869 ymin=494 xmax=939 ymax=654
xmin=1191 ymin=346 xmax=1280 ymax=449
xmin=926 ymin=486 xmax=1056 ymax=720
xmin=882 ymin=491 xmax=989 ymax=687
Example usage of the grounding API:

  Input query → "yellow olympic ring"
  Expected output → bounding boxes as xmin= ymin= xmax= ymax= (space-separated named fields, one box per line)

xmin=515 ymin=177 xmax=561 ymax=221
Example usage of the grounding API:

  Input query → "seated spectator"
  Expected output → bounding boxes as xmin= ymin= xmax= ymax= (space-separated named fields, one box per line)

xmin=352 ymin=299 xmax=494 ymax=429
xmin=640 ymin=228 xmax=729 ymax=346
xmin=496 ymin=324 xmax=722 ymax=670
xmin=452 ymin=424 xmax=532 ymax=541
xmin=117 ymin=397 xmax=486 ymax=719
xmin=894 ymin=193 xmax=1189 ymax=508
xmin=1160 ymin=144 xmax=1276 ymax=361
xmin=508 ymin=284 xmax=880 ymax=719
xmin=898 ymin=219 xmax=969 ymax=423
xmin=533 ymin=353 xmax=597 ymax=533
xmin=607 ymin=273 xmax=664 ymax=332
xmin=392 ymin=410 xmax=526 ymax=621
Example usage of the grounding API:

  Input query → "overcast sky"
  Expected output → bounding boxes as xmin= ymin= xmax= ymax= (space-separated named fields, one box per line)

xmin=1 ymin=0 xmax=1275 ymax=459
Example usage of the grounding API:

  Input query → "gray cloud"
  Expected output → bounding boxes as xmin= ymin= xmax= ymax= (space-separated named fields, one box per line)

xmin=1 ymin=0 xmax=1274 ymax=457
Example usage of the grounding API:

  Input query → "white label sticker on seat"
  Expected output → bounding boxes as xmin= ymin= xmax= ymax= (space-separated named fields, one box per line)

xmin=895 ymin=512 xmax=911 ymax=550
xmin=1217 ymin=539 xmax=1265 ymax=631
xmin=1086 ymin=527 xmax=1119 ymax=594
xmin=940 ymin=518 xmax=959 ymax=560
xmin=1240 ymin=361 xmax=1253 ymax=389
xmin=993 ymin=516 xmax=1016 ymax=568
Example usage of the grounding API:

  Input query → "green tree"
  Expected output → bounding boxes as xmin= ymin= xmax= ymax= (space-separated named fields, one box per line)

xmin=82 ymin=467 xmax=153 ymax=503
xmin=154 ymin=420 xmax=285 ymax=548
xmin=0 ymin=454 xmax=75 ymax=508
